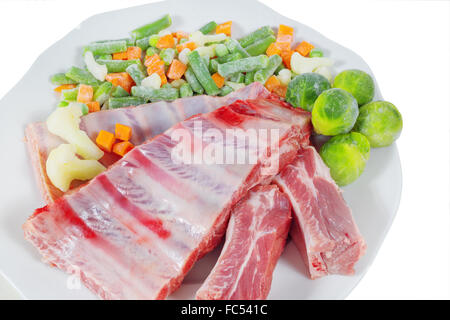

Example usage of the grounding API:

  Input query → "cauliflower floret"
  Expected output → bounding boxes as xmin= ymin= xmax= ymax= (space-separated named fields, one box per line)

xmin=46 ymin=103 xmax=103 ymax=160
xmin=277 ymin=68 xmax=292 ymax=86
xmin=178 ymin=48 xmax=191 ymax=65
xmin=84 ymin=51 xmax=107 ymax=81
xmin=46 ymin=144 xmax=105 ymax=192
xmin=141 ymin=73 xmax=162 ymax=89
xmin=290 ymin=52 xmax=333 ymax=75
xmin=189 ymin=30 xmax=227 ymax=47
xmin=314 ymin=66 xmax=334 ymax=83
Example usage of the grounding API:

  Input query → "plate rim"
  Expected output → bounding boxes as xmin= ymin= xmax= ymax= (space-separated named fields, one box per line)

xmin=0 ymin=0 xmax=402 ymax=300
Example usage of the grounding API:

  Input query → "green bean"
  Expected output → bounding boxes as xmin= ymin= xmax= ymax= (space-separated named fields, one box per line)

xmin=148 ymin=35 xmax=160 ymax=47
xmin=61 ymin=87 xmax=78 ymax=101
xmin=229 ymin=72 xmax=245 ymax=83
xmin=309 ymin=48 xmax=323 ymax=57
xmin=218 ymin=55 xmax=269 ymax=77
xmin=244 ymin=35 xmax=276 ymax=56
xmin=96 ymin=54 xmax=113 ymax=60
xmin=91 ymin=85 xmax=99 ymax=93
xmin=109 ymin=97 xmax=147 ymax=109
xmin=184 ymin=67 xmax=204 ymax=94
xmin=125 ymin=38 xmax=135 ymax=47
xmin=214 ymin=43 xmax=228 ymax=57
xmin=132 ymin=86 xmax=179 ymax=102
xmin=130 ymin=14 xmax=172 ymax=40
xmin=57 ymin=100 xmax=70 ymax=108
xmin=202 ymin=55 xmax=210 ymax=68
xmin=254 ymin=54 xmax=282 ymax=83
xmin=225 ymin=39 xmax=250 ymax=58
xmin=199 ymin=21 xmax=217 ymax=35
xmin=51 ymin=73 xmax=77 ymax=85
xmin=96 ymin=59 xmax=142 ymax=73
xmin=209 ymin=59 xmax=219 ymax=73
xmin=239 ymin=26 xmax=274 ymax=48
xmin=219 ymin=85 xmax=233 ymax=96
xmin=188 ymin=51 xmax=220 ymax=95
xmin=84 ymin=40 xmax=127 ymax=56
xmin=217 ymin=52 xmax=242 ymax=64
xmin=146 ymin=47 xmax=159 ymax=56
xmin=244 ymin=71 xmax=256 ymax=85
xmin=93 ymin=38 xmax=134 ymax=47
xmin=180 ymin=83 xmax=194 ymax=98
xmin=111 ymin=86 xmax=130 ymax=98
xmin=65 ymin=67 xmax=100 ymax=86
xmin=94 ymin=82 xmax=113 ymax=104
xmin=80 ymin=103 xmax=89 ymax=115
xmin=126 ymin=64 xmax=145 ymax=86
xmin=160 ymin=48 xmax=176 ymax=65
xmin=136 ymin=36 xmax=151 ymax=50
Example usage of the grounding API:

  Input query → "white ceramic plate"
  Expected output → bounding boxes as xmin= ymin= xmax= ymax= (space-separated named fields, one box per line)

xmin=0 ymin=0 xmax=402 ymax=300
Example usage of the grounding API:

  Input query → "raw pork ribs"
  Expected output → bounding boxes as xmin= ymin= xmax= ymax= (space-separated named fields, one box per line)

xmin=196 ymin=185 xmax=291 ymax=300
xmin=23 ymin=98 xmax=311 ymax=299
xmin=274 ymin=146 xmax=366 ymax=279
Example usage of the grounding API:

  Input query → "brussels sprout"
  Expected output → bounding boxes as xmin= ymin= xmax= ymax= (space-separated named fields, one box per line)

xmin=320 ymin=132 xmax=370 ymax=186
xmin=311 ymin=88 xmax=359 ymax=136
xmin=333 ymin=69 xmax=375 ymax=105
xmin=285 ymin=73 xmax=330 ymax=111
xmin=353 ymin=101 xmax=403 ymax=147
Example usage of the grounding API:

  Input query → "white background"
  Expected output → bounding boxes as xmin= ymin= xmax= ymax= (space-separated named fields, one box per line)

xmin=0 ymin=0 xmax=448 ymax=300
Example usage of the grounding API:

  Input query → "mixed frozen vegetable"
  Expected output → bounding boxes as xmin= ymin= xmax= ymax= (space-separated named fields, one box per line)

xmin=51 ymin=15 xmax=330 ymax=113
xmin=47 ymin=14 xmax=402 ymax=189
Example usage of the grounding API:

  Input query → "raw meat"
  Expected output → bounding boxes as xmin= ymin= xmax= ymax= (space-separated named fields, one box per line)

xmin=23 ymin=98 xmax=311 ymax=299
xmin=196 ymin=185 xmax=291 ymax=300
xmin=25 ymin=83 xmax=270 ymax=203
xmin=274 ymin=146 xmax=366 ymax=279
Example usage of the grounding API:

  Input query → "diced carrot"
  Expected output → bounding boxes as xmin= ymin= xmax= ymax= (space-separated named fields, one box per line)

xmin=112 ymin=141 xmax=134 ymax=157
xmin=266 ymin=42 xmax=282 ymax=57
xmin=144 ymin=54 xmax=161 ymax=67
xmin=176 ymin=41 xmax=197 ymax=53
xmin=77 ymin=84 xmax=94 ymax=103
xmin=86 ymin=101 xmax=100 ymax=113
xmin=160 ymin=73 xmax=168 ymax=85
xmin=276 ymin=24 xmax=294 ymax=51
xmin=277 ymin=24 xmax=294 ymax=42
xmin=105 ymin=72 xmax=135 ymax=93
xmin=54 ymin=84 xmax=76 ymax=93
xmin=173 ymin=31 xmax=189 ymax=41
xmin=272 ymin=85 xmax=287 ymax=98
xmin=156 ymin=34 xmax=175 ymax=49
xmin=167 ymin=59 xmax=187 ymax=80
xmin=146 ymin=59 xmax=165 ymax=75
xmin=115 ymin=123 xmax=132 ymax=141
xmin=147 ymin=60 xmax=167 ymax=85
xmin=96 ymin=130 xmax=115 ymax=152
xmin=295 ymin=41 xmax=315 ymax=57
xmin=280 ymin=49 xmax=294 ymax=69
xmin=126 ymin=46 xmax=142 ymax=60
xmin=211 ymin=72 xmax=225 ymax=89
xmin=264 ymin=75 xmax=281 ymax=92
xmin=112 ymin=51 xmax=128 ymax=60
xmin=216 ymin=21 xmax=232 ymax=36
